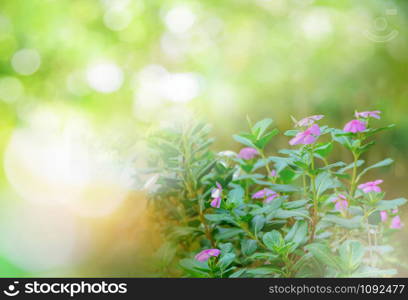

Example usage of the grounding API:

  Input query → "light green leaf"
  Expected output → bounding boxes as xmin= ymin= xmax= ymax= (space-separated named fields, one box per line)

xmin=322 ymin=215 xmax=363 ymax=229
xmin=339 ymin=240 xmax=365 ymax=272
xmin=233 ymin=134 xmax=257 ymax=148
xmin=251 ymin=215 xmax=265 ymax=235
xmin=314 ymin=142 xmax=333 ymax=158
xmin=376 ymin=198 xmax=407 ymax=211
xmin=227 ymin=186 xmax=245 ymax=207
xmin=315 ymin=172 xmax=340 ymax=197
xmin=338 ymin=160 xmax=365 ymax=173
xmin=358 ymin=158 xmax=393 ymax=179
xmin=252 ymin=118 xmax=273 ymax=138
xmin=305 ymin=243 xmax=343 ymax=271
xmin=285 ymin=220 xmax=308 ymax=248
xmin=262 ymin=230 xmax=283 ymax=251
xmin=255 ymin=128 xmax=279 ymax=149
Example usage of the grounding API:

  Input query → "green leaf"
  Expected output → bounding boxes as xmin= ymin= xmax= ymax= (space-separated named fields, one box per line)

xmin=368 ymin=211 xmax=381 ymax=225
xmin=229 ymin=268 xmax=247 ymax=278
xmin=364 ymin=124 xmax=395 ymax=137
xmin=376 ymin=198 xmax=407 ymax=210
xmin=205 ymin=214 xmax=237 ymax=224
xmin=339 ymin=240 xmax=365 ymax=272
xmin=215 ymin=228 xmax=244 ymax=240
xmin=179 ymin=258 xmax=210 ymax=276
xmin=252 ymin=118 xmax=273 ymax=138
xmin=233 ymin=134 xmax=257 ymax=148
xmin=248 ymin=252 xmax=279 ymax=261
xmin=262 ymin=230 xmax=283 ymax=251
xmin=251 ymin=198 xmax=282 ymax=215
xmin=322 ymin=215 xmax=363 ymax=229
xmin=251 ymin=215 xmax=265 ymax=235
xmin=314 ymin=142 xmax=333 ymax=158
xmin=358 ymin=158 xmax=393 ymax=179
xmin=284 ymin=130 xmax=300 ymax=137
xmin=305 ymin=243 xmax=343 ymax=271
xmin=315 ymin=172 xmax=340 ymax=197
xmin=285 ymin=220 xmax=308 ymax=249
xmin=219 ymin=243 xmax=234 ymax=253
xmin=254 ymin=181 xmax=300 ymax=193
xmin=241 ymin=239 xmax=258 ymax=256
xmin=267 ymin=156 xmax=295 ymax=173
xmin=155 ymin=242 xmax=176 ymax=267
xmin=338 ymin=160 xmax=365 ymax=173
xmin=218 ymin=252 xmax=236 ymax=270
xmin=282 ymin=199 xmax=308 ymax=209
xmin=272 ymin=208 xmax=310 ymax=220
xmin=227 ymin=186 xmax=245 ymax=207
xmin=255 ymin=129 xmax=279 ymax=149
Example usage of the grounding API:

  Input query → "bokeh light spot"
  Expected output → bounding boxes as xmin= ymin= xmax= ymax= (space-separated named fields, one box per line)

xmin=86 ymin=62 xmax=124 ymax=93
xmin=164 ymin=6 xmax=196 ymax=35
xmin=0 ymin=76 xmax=24 ymax=103
xmin=11 ymin=49 xmax=41 ymax=75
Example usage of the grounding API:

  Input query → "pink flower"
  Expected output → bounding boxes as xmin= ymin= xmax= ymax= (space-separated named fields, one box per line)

xmin=358 ymin=180 xmax=383 ymax=193
xmin=252 ymin=188 xmax=279 ymax=203
xmin=355 ymin=111 xmax=381 ymax=119
xmin=343 ymin=119 xmax=367 ymax=133
xmin=270 ymin=170 xmax=277 ymax=177
xmin=333 ymin=194 xmax=348 ymax=211
xmin=380 ymin=211 xmax=388 ymax=222
xmin=392 ymin=209 xmax=398 ymax=214
xmin=390 ymin=216 xmax=403 ymax=229
xmin=264 ymin=194 xmax=279 ymax=203
xmin=210 ymin=197 xmax=221 ymax=208
xmin=289 ymin=124 xmax=321 ymax=146
xmin=238 ymin=147 xmax=259 ymax=160
xmin=296 ymin=115 xmax=324 ymax=127
xmin=195 ymin=249 xmax=221 ymax=262
xmin=210 ymin=182 xmax=222 ymax=208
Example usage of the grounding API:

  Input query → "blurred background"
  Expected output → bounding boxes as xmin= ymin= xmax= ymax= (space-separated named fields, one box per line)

xmin=0 ymin=0 xmax=408 ymax=276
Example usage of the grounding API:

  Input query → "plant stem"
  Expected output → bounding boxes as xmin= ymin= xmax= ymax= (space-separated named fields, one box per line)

xmin=349 ymin=151 xmax=360 ymax=198
xmin=309 ymin=147 xmax=318 ymax=242
xmin=260 ymin=150 xmax=272 ymax=178
xmin=199 ymin=202 xmax=216 ymax=248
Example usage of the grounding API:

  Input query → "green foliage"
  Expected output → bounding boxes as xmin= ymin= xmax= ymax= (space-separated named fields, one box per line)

xmin=147 ymin=115 xmax=405 ymax=278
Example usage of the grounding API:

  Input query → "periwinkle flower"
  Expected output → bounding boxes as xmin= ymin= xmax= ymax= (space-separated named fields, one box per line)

xmin=289 ymin=124 xmax=321 ymax=146
xmin=333 ymin=194 xmax=348 ymax=211
xmin=343 ymin=119 xmax=366 ymax=133
xmin=380 ymin=211 xmax=388 ymax=222
xmin=355 ymin=110 xmax=381 ymax=119
xmin=238 ymin=147 xmax=259 ymax=160
xmin=358 ymin=180 xmax=383 ymax=193
xmin=195 ymin=249 xmax=221 ymax=262
xmin=296 ymin=115 xmax=324 ymax=127
xmin=390 ymin=216 xmax=403 ymax=229
xmin=210 ymin=182 xmax=222 ymax=208
xmin=252 ymin=188 xmax=279 ymax=203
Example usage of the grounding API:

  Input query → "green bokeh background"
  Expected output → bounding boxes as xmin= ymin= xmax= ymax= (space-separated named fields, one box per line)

xmin=0 ymin=0 xmax=407 ymax=276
